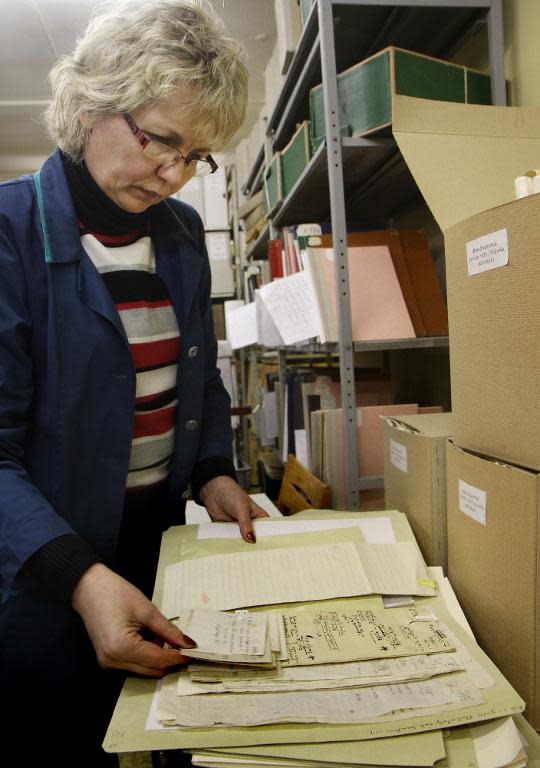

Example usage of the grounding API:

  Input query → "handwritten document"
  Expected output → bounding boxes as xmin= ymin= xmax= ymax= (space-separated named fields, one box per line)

xmin=157 ymin=673 xmax=482 ymax=727
xmin=176 ymin=653 xmax=465 ymax=696
xmin=259 ymin=272 xmax=320 ymax=345
xmin=162 ymin=541 xmax=433 ymax=618
xmin=162 ymin=542 xmax=372 ymax=616
xmin=281 ymin=607 xmax=454 ymax=666
xmin=174 ymin=609 xmax=268 ymax=659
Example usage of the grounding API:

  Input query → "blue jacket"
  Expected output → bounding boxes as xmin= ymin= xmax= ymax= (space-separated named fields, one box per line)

xmin=0 ymin=149 xmax=233 ymax=601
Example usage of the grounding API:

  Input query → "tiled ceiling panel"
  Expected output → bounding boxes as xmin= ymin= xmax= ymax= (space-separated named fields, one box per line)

xmin=0 ymin=0 xmax=276 ymax=165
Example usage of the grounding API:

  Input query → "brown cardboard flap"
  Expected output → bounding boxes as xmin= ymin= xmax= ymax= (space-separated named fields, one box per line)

xmin=387 ymin=412 xmax=453 ymax=438
xmin=393 ymin=95 xmax=540 ymax=232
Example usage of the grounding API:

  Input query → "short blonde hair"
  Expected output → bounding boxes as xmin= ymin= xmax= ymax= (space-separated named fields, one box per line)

xmin=45 ymin=0 xmax=248 ymax=160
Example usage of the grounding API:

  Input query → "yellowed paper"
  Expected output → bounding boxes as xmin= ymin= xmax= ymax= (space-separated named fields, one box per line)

xmin=176 ymin=609 xmax=268 ymax=657
xmin=163 ymin=540 xmax=434 ymax=618
xmin=179 ymin=654 xmax=465 ymax=696
xmin=162 ymin=542 xmax=372 ymax=616
xmin=281 ymin=606 xmax=453 ymax=666
xmin=189 ymin=663 xmax=281 ymax=683
xmin=157 ymin=671 xmax=482 ymax=727
xmin=357 ymin=542 xmax=420 ymax=595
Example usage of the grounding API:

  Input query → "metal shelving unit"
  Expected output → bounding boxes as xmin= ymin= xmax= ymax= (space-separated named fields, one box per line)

xmin=245 ymin=0 xmax=505 ymax=509
xmin=279 ymin=336 xmax=450 ymax=354
xmin=246 ymin=222 xmax=270 ymax=260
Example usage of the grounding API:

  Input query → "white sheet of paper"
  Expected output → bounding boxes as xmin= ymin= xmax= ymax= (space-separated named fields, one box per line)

xmin=472 ymin=716 xmax=524 ymax=768
xmin=383 ymin=595 xmax=416 ymax=608
xmin=294 ymin=429 xmax=310 ymax=470
xmin=262 ymin=391 xmax=280 ymax=441
xmin=223 ymin=299 xmax=244 ymax=340
xmin=428 ymin=567 xmax=475 ymax=640
xmin=227 ymin=302 xmax=257 ymax=350
xmin=197 ymin=516 xmax=395 ymax=543
xmin=186 ymin=493 xmax=282 ymax=525
xmin=255 ymin=289 xmax=284 ymax=347
xmin=259 ymin=272 xmax=320 ymax=345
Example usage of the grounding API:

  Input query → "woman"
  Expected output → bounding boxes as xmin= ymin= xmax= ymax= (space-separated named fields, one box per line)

xmin=0 ymin=1 xmax=266 ymax=765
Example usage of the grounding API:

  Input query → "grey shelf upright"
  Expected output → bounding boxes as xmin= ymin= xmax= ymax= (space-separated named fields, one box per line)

xmin=249 ymin=0 xmax=505 ymax=509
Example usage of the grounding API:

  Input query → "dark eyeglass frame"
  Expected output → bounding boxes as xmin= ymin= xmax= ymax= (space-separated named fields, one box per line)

xmin=122 ymin=112 xmax=218 ymax=174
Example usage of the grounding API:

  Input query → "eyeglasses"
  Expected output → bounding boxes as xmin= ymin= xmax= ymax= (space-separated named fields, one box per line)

xmin=122 ymin=112 xmax=218 ymax=176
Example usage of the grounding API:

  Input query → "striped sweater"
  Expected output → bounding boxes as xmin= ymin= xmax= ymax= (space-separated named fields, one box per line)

xmin=79 ymin=220 xmax=180 ymax=491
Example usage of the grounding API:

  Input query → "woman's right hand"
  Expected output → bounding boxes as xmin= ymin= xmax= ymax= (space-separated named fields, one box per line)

xmin=71 ymin=563 xmax=195 ymax=677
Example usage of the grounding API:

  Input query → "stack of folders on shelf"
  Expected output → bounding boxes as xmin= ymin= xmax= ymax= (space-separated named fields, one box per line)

xmin=306 ymin=230 xmax=449 ymax=342
xmin=146 ymin=511 xmax=536 ymax=767
xmin=310 ymin=403 xmax=444 ymax=508
xmin=234 ymin=227 xmax=448 ymax=350
xmin=269 ymin=369 xmax=393 ymax=469
xmin=239 ymin=190 xmax=267 ymax=253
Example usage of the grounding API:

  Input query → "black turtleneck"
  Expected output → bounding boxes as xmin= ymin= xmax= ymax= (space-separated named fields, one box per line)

xmin=60 ymin=151 xmax=151 ymax=234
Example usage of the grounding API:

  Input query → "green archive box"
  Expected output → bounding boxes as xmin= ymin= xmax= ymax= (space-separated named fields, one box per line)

xmin=263 ymin=153 xmax=283 ymax=216
xmin=310 ymin=46 xmax=492 ymax=151
xmin=280 ymin=121 xmax=312 ymax=198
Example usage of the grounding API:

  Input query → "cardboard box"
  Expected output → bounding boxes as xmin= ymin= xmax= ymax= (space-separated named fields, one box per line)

xmin=280 ymin=121 xmax=312 ymax=198
xmin=447 ymin=440 xmax=540 ymax=727
xmin=445 ymin=193 xmax=540 ymax=471
xmin=310 ymin=47 xmax=491 ymax=151
xmin=263 ymin=153 xmax=283 ymax=215
xmin=384 ymin=412 xmax=452 ymax=568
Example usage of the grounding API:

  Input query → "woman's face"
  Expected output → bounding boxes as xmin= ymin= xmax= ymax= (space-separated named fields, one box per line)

xmin=82 ymin=93 xmax=213 ymax=212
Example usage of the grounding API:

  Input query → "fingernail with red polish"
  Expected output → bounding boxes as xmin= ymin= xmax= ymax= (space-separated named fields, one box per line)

xmin=246 ymin=531 xmax=256 ymax=543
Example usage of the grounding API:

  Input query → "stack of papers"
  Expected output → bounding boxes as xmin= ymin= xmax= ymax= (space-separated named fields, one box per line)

xmin=188 ymin=714 xmax=534 ymax=768
xmin=104 ymin=510 xmax=537 ymax=767
xmin=155 ymin=526 xmax=519 ymax=733
xmin=155 ymin=601 xmax=496 ymax=729
xmin=174 ymin=609 xmax=287 ymax=670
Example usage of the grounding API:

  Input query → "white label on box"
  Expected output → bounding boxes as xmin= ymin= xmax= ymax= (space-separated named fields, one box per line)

xmin=390 ymin=439 xmax=408 ymax=473
xmin=459 ymin=479 xmax=487 ymax=526
xmin=206 ymin=231 xmax=230 ymax=261
xmin=466 ymin=228 xmax=508 ymax=276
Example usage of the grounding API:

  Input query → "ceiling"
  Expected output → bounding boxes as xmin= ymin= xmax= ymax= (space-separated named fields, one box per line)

xmin=0 ymin=0 xmax=276 ymax=174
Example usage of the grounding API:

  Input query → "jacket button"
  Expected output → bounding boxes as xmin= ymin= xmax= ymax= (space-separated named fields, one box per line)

xmin=185 ymin=419 xmax=198 ymax=431
xmin=188 ymin=345 xmax=199 ymax=358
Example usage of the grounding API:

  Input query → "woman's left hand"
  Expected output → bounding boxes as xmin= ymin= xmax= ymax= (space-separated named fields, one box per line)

xmin=199 ymin=475 xmax=269 ymax=542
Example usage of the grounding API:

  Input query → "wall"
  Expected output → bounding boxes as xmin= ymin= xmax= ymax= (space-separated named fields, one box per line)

xmin=453 ymin=0 xmax=540 ymax=107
